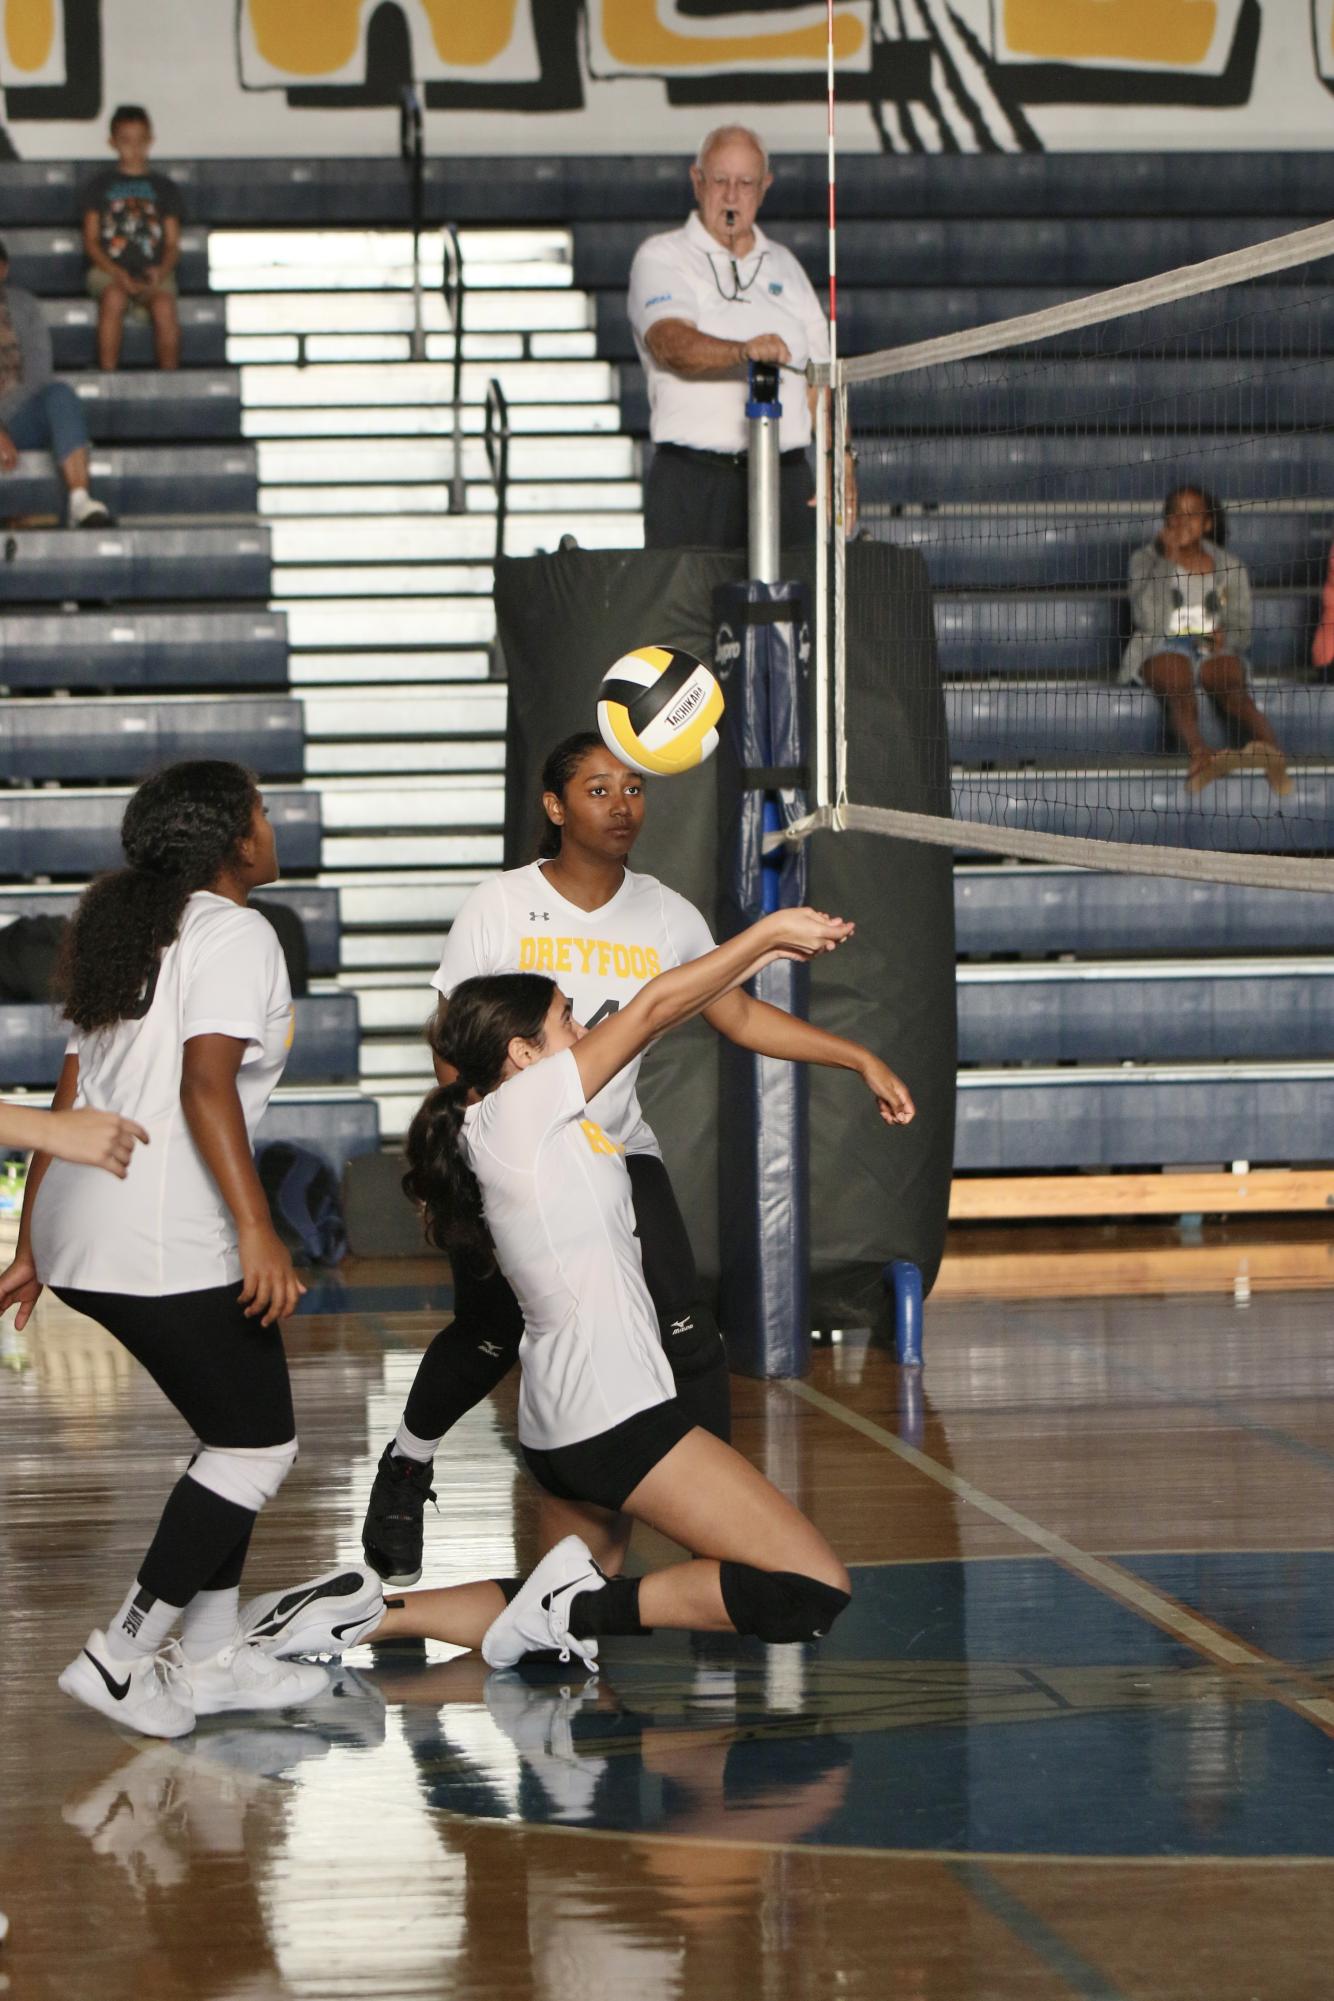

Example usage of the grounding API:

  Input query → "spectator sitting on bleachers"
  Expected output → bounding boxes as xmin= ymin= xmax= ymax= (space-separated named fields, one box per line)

xmin=1311 ymin=535 xmax=1334 ymax=678
xmin=1121 ymin=484 xmax=1290 ymax=796
xmin=81 ymin=103 xmax=181 ymax=373
xmin=0 ymin=241 xmax=112 ymax=528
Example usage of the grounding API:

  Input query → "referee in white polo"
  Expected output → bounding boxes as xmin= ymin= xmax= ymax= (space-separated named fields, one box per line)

xmin=629 ymin=123 xmax=843 ymax=550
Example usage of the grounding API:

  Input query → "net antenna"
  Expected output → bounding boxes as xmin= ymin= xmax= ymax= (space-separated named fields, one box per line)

xmin=812 ymin=0 xmax=836 ymax=818
xmin=804 ymin=211 xmax=1334 ymax=893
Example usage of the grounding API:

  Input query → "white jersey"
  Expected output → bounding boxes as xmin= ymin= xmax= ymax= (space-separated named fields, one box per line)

xmin=432 ymin=861 xmax=714 ymax=1158
xmin=462 ymin=1048 xmax=675 ymax=1449
xmin=32 ymin=892 xmax=293 ymax=1296
xmin=627 ymin=212 xmax=830 ymax=453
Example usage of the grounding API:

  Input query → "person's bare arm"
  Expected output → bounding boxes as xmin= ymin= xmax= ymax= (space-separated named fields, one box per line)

xmin=645 ymin=319 xmax=791 ymax=378
xmin=180 ymin=1034 xmax=305 ymax=1326
xmin=701 ymin=988 xmax=913 ymax=1124
xmin=145 ymin=212 xmax=180 ymax=287
xmin=0 ymin=1101 xmax=150 ymax=1171
xmin=572 ymin=909 xmax=850 ymax=1104
xmin=0 ymin=1054 xmax=81 ymax=1328
xmin=83 ymin=207 xmax=127 ymax=283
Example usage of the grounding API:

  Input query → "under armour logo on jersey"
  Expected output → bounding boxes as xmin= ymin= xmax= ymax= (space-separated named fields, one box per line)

xmin=478 ymin=1340 xmax=504 ymax=1357
xmin=528 ymin=910 xmax=551 ymax=922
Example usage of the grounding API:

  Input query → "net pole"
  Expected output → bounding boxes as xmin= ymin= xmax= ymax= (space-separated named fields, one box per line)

xmin=812 ymin=0 xmax=839 ymax=815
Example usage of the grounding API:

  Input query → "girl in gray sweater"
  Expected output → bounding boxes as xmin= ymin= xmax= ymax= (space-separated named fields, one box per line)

xmin=1122 ymin=485 xmax=1289 ymax=795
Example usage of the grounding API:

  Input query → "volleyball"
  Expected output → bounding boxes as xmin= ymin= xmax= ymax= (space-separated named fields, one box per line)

xmin=596 ymin=644 xmax=725 ymax=777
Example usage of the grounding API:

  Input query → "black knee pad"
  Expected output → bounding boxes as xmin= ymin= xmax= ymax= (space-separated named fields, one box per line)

xmin=719 ymin=1563 xmax=851 ymax=1643
xmin=659 ymin=1301 xmax=725 ymax=1381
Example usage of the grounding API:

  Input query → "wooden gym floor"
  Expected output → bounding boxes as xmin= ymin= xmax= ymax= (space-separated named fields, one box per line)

xmin=3 ymin=1236 xmax=1334 ymax=2001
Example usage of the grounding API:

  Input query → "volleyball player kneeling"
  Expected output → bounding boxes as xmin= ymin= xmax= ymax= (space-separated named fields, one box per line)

xmin=242 ymin=907 xmax=858 ymax=1670
xmin=0 ymin=762 xmax=327 ymax=1737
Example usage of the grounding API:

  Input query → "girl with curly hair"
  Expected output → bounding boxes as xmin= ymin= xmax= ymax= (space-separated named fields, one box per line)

xmin=0 ymin=760 xmax=326 ymax=1738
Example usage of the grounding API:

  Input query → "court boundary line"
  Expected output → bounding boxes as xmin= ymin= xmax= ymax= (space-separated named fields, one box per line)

xmin=786 ymin=1380 xmax=1334 ymax=1739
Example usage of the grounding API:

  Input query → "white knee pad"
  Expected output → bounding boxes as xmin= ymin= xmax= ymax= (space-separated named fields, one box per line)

xmin=187 ymin=1438 xmax=298 ymax=1513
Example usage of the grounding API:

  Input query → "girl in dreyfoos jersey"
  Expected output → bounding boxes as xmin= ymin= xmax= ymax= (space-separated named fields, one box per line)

xmin=0 ymin=761 xmax=326 ymax=1740
xmin=361 ymin=731 xmax=914 ymax=1586
xmin=246 ymin=905 xmax=872 ymax=1669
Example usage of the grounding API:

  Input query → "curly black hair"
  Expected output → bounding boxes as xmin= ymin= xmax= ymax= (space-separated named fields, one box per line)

xmin=402 ymin=972 xmax=556 ymax=1260
xmin=57 ymin=760 xmax=259 ymax=1031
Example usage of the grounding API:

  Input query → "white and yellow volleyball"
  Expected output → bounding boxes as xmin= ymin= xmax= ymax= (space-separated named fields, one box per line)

xmin=596 ymin=644 xmax=724 ymax=777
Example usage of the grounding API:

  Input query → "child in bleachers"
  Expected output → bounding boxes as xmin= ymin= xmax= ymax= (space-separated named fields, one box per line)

xmin=1121 ymin=485 xmax=1290 ymax=796
xmin=81 ymin=104 xmax=182 ymax=373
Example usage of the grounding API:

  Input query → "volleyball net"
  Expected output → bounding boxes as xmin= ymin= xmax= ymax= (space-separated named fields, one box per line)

xmin=803 ymin=220 xmax=1334 ymax=893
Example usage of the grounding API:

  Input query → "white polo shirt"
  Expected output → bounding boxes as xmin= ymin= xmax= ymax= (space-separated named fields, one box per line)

xmin=462 ymin=1048 xmax=676 ymax=1450
xmin=627 ymin=212 xmax=829 ymax=455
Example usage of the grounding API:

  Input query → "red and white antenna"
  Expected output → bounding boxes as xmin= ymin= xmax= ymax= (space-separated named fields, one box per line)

xmin=825 ymin=0 xmax=838 ymax=374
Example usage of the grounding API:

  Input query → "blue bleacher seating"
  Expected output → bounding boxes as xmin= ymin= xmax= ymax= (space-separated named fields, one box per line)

xmin=0 ymin=696 xmax=304 ymax=784
xmin=0 ymin=991 xmax=359 ymax=1089
xmin=851 ymin=434 xmax=1334 ymax=510
xmin=1 ymin=226 xmax=209 ymax=296
xmin=0 ymin=446 xmax=257 ymax=518
xmin=951 ymin=769 xmax=1334 ymax=854
xmin=0 ymin=528 xmax=270 ymax=606
xmin=67 ymin=371 xmax=241 ymax=441
xmin=0 ymin=787 xmax=319 ymax=878
xmin=43 ymin=296 xmax=227 ymax=370
xmin=257 ymin=1092 xmax=381 ymax=1179
xmin=578 ymin=215 xmax=1324 ymax=294
xmin=932 ymin=590 xmax=1312 ymax=678
xmin=954 ymin=1066 xmax=1334 ymax=1172
xmin=867 ymin=509 xmax=1333 ymax=593
xmin=946 ymin=684 xmax=1333 ymax=762
xmin=954 ymin=865 xmax=1334 ymax=958
xmin=0 ymin=609 xmax=288 ymax=691
xmin=957 ymin=963 xmax=1333 ymax=1064
xmin=0 ymin=883 xmax=341 ymax=975
xmin=6 ymin=152 xmax=1334 ymax=228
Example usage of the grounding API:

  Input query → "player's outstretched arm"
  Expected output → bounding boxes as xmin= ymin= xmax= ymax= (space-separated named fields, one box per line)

xmin=701 ymin=991 xmax=914 ymax=1125
xmin=572 ymin=908 xmax=851 ymax=1104
xmin=0 ymin=1103 xmax=151 ymax=1173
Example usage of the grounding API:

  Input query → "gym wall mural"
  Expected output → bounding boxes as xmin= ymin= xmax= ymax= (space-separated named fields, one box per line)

xmin=0 ymin=1 xmax=1332 ymax=156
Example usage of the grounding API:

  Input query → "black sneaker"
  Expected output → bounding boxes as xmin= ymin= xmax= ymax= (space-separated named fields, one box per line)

xmin=361 ymin=1442 xmax=436 ymax=1586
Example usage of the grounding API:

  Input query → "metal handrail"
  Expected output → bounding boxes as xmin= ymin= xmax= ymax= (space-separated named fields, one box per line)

xmin=398 ymin=82 xmax=425 ymax=362
xmin=442 ymin=222 xmax=466 ymax=514
xmin=483 ymin=375 xmax=510 ymax=568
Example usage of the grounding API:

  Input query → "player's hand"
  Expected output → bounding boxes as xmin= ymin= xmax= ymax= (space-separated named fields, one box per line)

xmin=0 ymin=428 xmax=18 ymax=472
xmin=237 ymin=1222 xmax=307 ymax=1327
xmin=860 ymin=1055 xmax=915 ymax=1126
xmin=764 ymin=907 xmax=854 ymax=960
xmin=742 ymin=333 xmax=792 ymax=366
xmin=43 ymin=1107 xmax=149 ymax=1176
xmin=0 ymin=1251 xmax=42 ymax=1331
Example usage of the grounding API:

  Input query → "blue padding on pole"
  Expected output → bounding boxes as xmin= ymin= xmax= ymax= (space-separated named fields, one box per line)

xmin=715 ymin=576 xmax=812 ymax=1379
xmin=885 ymin=1259 xmax=924 ymax=1368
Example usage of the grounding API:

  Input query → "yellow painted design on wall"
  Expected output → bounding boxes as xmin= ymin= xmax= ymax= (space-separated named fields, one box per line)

xmin=4 ymin=0 xmax=56 ymax=73
xmin=1002 ymin=0 xmax=1217 ymax=65
xmin=599 ymin=0 xmax=865 ymax=70
xmin=249 ymin=0 xmax=362 ymax=77
xmin=420 ymin=0 xmax=519 ymax=68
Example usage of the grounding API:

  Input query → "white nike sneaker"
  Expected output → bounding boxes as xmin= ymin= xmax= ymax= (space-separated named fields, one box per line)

xmin=173 ymin=1635 xmax=328 ymax=1715
xmin=57 ymin=1629 xmax=196 ymax=1739
xmin=240 ymin=1565 xmax=386 ymax=1659
xmin=484 ymin=1673 xmax=606 ymax=1821
xmin=480 ymin=1535 xmax=604 ymax=1673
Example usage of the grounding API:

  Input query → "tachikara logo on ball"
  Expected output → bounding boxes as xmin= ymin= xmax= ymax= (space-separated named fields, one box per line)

xmin=596 ymin=644 xmax=724 ymax=777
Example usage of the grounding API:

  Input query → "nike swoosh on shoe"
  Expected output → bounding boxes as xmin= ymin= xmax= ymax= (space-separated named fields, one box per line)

xmin=250 ymin=1574 xmax=366 ymax=1639
xmin=83 ymin=1650 xmax=131 ymax=1701
xmin=541 ymin=1572 xmax=598 ymax=1611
